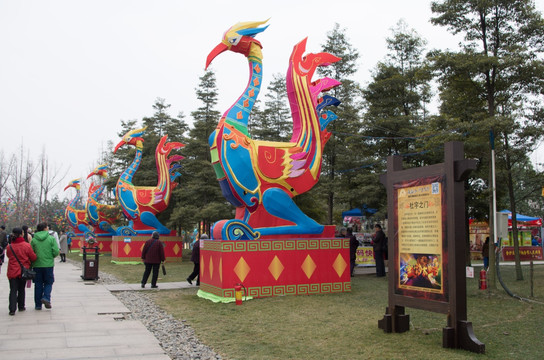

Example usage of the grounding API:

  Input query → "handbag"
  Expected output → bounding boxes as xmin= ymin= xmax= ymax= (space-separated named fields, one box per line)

xmin=9 ymin=244 xmax=36 ymax=280
xmin=161 ymin=263 xmax=166 ymax=275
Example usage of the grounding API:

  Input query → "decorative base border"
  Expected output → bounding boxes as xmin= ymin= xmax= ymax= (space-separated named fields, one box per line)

xmin=200 ymin=238 xmax=350 ymax=301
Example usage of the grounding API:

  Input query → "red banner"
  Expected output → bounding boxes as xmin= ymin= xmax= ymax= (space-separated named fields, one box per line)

xmin=502 ymin=246 xmax=543 ymax=261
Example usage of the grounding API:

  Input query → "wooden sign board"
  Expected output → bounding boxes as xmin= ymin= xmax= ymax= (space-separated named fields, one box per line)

xmin=378 ymin=142 xmax=485 ymax=354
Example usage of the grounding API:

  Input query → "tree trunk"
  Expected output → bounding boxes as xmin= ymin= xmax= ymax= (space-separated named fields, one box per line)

xmin=487 ymin=152 xmax=496 ymax=289
xmin=504 ymin=136 xmax=523 ymax=280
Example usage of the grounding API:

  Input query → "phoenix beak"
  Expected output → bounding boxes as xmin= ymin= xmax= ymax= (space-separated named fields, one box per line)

xmin=206 ymin=42 xmax=229 ymax=69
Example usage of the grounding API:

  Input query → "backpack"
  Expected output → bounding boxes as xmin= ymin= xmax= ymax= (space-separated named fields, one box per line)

xmin=382 ymin=236 xmax=388 ymax=260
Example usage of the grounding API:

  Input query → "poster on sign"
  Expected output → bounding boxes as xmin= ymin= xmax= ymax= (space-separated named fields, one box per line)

xmin=395 ymin=176 xmax=447 ymax=301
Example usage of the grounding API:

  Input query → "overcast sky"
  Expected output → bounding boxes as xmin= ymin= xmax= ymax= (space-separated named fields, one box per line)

xmin=1 ymin=0 xmax=543 ymax=200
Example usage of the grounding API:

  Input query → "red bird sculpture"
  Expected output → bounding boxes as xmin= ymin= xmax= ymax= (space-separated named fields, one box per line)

xmin=206 ymin=20 xmax=341 ymax=240
xmin=113 ymin=127 xmax=184 ymax=235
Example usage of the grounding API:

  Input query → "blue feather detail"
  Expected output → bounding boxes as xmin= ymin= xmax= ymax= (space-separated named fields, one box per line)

xmin=237 ymin=25 xmax=269 ymax=37
xmin=319 ymin=111 xmax=338 ymax=131
xmin=316 ymin=95 xmax=340 ymax=112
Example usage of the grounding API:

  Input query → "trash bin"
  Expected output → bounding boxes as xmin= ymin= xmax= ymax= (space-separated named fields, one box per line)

xmin=81 ymin=246 xmax=100 ymax=280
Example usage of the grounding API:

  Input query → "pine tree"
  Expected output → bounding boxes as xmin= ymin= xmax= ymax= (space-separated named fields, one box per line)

xmin=252 ymin=73 xmax=291 ymax=141
xmin=315 ymin=23 xmax=364 ymax=224
xmin=356 ymin=21 xmax=433 ymax=218
xmin=430 ymin=0 xmax=544 ymax=281
xmin=170 ymin=70 xmax=231 ymax=235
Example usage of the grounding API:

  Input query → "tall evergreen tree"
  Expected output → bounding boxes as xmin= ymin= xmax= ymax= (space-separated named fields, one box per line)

xmin=430 ymin=0 xmax=544 ymax=280
xmin=315 ymin=23 xmax=364 ymax=224
xmin=357 ymin=21 xmax=433 ymax=218
xmin=363 ymin=20 xmax=432 ymax=162
xmin=252 ymin=73 xmax=291 ymax=141
xmin=170 ymin=70 xmax=231 ymax=235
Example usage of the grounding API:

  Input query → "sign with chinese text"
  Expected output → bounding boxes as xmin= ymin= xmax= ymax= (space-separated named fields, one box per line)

xmin=355 ymin=246 xmax=375 ymax=266
xmin=502 ymin=246 xmax=543 ymax=261
xmin=397 ymin=178 xmax=444 ymax=295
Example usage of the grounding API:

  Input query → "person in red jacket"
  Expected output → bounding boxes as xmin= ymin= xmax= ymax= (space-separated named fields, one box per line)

xmin=6 ymin=227 xmax=37 ymax=315
xmin=140 ymin=231 xmax=165 ymax=289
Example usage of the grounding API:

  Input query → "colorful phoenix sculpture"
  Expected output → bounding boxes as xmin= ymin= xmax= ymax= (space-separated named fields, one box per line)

xmin=206 ymin=20 xmax=341 ymax=240
xmin=86 ymin=164 xmax=122 ymax=236
xmin=113 ymin=127 xmax=184 ymax=235
xmin=64 ymin=178 xmax=92 ymax=236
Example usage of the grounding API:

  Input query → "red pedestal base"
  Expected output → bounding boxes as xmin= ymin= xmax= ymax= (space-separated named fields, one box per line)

xmin=70 ymin=236 xmax=84 ymax=251
xmin=111 ymin=235 xmax=183 ymax=263
xmin=199 ymin=238 xmax=351 ymax=300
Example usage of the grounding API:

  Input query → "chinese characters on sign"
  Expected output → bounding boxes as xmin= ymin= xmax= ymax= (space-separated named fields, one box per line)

xmin=397 ymin=181 xmax=443 ymax=294
xmin=502 ymin=246 xmax=543 ymax=261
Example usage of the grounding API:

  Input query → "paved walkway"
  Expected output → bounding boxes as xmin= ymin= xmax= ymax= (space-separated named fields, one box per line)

xmin=0 ymin=259 xmax=172 ymax=360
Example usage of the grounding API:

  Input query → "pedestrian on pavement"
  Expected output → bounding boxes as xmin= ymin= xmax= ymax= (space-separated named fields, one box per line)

xmin=49 ymin=228 xmax=60 ymax=249
xmin=0 ymin=225 xmax=8 ymax=266
xmin=6 ymin=227 xmax=37 ymax=315
xmin=67 ymin=234 xmax=72 ymax=253
xmin=372 ymin=224 xmax=386 ymax=277
xmin=141 ymin=231 xmax=165 ymax=289
xmin=22 ymin=225 xmax=32 ymax=242
xmin=0 ymin=225 xmax=7 ymax=270
xmin=59 ymin=231 xmax=68 ymax=262
xmin=31 ymin=222 xmax=60 ymax=310
xmin=187 ymin=233 xmax=206 ymax=286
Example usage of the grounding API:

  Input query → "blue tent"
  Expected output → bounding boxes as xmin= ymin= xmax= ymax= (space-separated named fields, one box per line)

xmin=500 ymin=210 xmax=541 ymax=223
xmin=342 ymin=207 xmax=377 ymax=218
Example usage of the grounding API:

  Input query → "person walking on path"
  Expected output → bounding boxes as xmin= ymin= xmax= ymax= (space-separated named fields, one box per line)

xmin=187 ymin=234 xmax=206 ymax=286
xmin=372 ymin=224 xmax=386 ymax=277
xmin=0 ymin=225 xmax=7 ymax=271
xmin=31 ymin=222 xmax=60 ymax=310
xmin=59 ymin=231 xmax=68 ymax=262
xmin=6 ymin=227 xmax=37 ymax=315
xmin=347 ymin=229 xmax=359 ymax=277
xmin=67 ymin=234 xmax=72 ymax=253
xmin=141 ymin=231 xmax=165 ymax=289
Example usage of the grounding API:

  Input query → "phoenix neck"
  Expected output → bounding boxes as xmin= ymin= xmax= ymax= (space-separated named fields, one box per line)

xmin=121 ymin=148 xmax=143 ymax=183
xmin=69 ymin=190 xmax=80 ymax=207
xmin=223 ymin=55 xmax=263 ymax=136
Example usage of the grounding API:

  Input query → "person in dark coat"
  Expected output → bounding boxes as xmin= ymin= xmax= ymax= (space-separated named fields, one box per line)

xmin=0 ymin=225 xmax=7 ymax=266
xmin=141 ymin=231 xmax=165 ymax=288
xmin=6 ymin=227 xmax=37 ymax=315
xmin=372 ymin=224 xmax=386 ymax=277
xmin=482 ymin=237 xmax=490 ymax=270
xmin=187 ymin=233 xmax=206 ymax=286
xmin=347 ymin=228 xmax=359 ymax=277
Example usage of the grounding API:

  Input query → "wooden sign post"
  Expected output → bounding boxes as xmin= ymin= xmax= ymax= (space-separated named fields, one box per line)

xmin=378 ymin=141 xmax=485 ymax=354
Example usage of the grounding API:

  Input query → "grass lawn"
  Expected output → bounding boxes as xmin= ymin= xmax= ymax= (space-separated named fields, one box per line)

xmin=71 ymin=250 xmax=544 ymax=360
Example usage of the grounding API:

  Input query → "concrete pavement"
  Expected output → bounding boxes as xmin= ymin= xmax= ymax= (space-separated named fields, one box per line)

xmin=0 ymin=259 xmax=171 ymax=360
xmin=0 ymin=256 xmax=395 ymax=360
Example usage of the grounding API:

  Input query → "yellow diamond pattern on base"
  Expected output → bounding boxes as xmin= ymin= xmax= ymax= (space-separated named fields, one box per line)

xmin=98 ymin=243 xmax=104 ymax=251
xmin=173 ymin=243 xmax=180 ymax=255
xmin=234 ymin=256 xmax=250 ymax=282
xmin=301 ymin=255 xmax=317 ymax=279
xmin=123 ymin=243 xmax=131 ymax=256
xmin=332 ymin=254 xmax=348 ymax=277
xmin=201 ymin=257 xmax=205 ymax=278
xmin=209 ymin=257 xmax=214 ymax=281
xmin=220 ymin=258 xmax=223 ymax=283
xmin=268 ymin=255 xmax=284 ymax=281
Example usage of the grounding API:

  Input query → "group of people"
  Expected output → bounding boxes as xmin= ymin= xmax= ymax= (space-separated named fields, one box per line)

xmin=346 ymin=223 xmax=388 ymax=278
xmin=0 ymin=223 xmax=60 ymax=316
